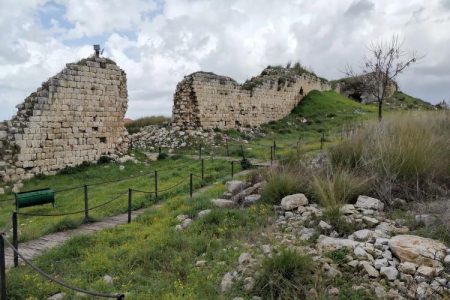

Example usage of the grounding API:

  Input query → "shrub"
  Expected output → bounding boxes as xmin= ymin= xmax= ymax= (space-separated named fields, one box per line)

xmin=323 ymin=207 xmax=357 ymax=236
xmin=58 ymin=161 xmax=93 ymax=175
xmin=240 ymin=157 xmax=252 ymax=170
xmin=97 ymin=155 xmax=113 ymax=164
xmin=312 ymin=168 xmax=370 ymax=208
xmin=254 ymin=249 xmax=316 ymax=299
xmin=261 ymin=171 xmax=299 ymax=205
xmin=157 ymin=153 xmax=168 ymax=160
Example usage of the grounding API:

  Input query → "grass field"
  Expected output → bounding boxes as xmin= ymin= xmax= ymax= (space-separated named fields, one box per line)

xmin=2 ymin=90 xmax=440 ymax=299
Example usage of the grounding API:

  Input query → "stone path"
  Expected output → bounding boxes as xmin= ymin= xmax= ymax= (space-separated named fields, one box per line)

xmin=5 ymin=209 xmax=146 ymax=268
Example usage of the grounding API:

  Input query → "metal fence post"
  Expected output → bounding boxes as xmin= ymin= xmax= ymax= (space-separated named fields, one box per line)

xmin=84 ymin=185 xmax=89 ymax=221
xmin=231 ymin=161 xmax=234 ymax=178
xmin=273 ymin=140 xmax=276 ymax=151
xmin=128 ymin=189 xmax=132 ymax=224
xmin=201 ymin=159 xmax=204 ymax=181
xmin=0 ymin=234 xmax=7 ymax=300
xmin=270 ymin=146 xmax=273 ymax=166
xmin=320 ymin=132 xmax=325 ymax=150
xmin=158 ymin=147 xmax=161 ymax=155
xmin=189 ymin=173 xmax=193 ymax=198
xmin=240 ymin=145 xmax=245 ymax=159
xmin=12 ymin=212 xmax=18 ymax=267
xmin=226 ymin=139 xmax=229 ymax=156
xmin=154 ymin=170 xmax=158 ymax=200
xmin=199 ymin=144 xmax=202 ymax=160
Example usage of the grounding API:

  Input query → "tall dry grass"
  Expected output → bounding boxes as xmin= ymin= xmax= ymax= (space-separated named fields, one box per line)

xmin=329 ymin=111 xmax=450 ymax=202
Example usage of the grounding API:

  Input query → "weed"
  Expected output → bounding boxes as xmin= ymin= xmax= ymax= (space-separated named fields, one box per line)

xmin=325 ymin=248 xmax=351 ymax=265
xmin=157 ymin=153 xmax=168 ymax=160
xmin=323 ymin=207 xmax=357 ymax=236
xmin=261 ymin=171 xmax=299 ymax=205
xmin=254 ymin=249 xmax=316 ymax=299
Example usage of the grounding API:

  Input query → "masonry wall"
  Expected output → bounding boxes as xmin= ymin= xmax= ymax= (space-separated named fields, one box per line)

xmin=172 ymin=69 xmax=331 ymax=130
xmin=0 ymin=56 xmax=129 ymax=183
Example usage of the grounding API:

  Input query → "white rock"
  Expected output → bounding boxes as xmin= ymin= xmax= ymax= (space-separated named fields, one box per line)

xmin=362 ymin=216 xmax=379 ymax=227
xmin=416 ymin=282 xmax=432 ymax=300
xmin=354 ymin=246 xmax=368 ymax=259
xmin=318 ymin=220 xmax=332 ymax=230
xmin=374 ymin=258 xmax=388 ymax=270
xmin=176 ymin=214 xmax=189 ymax=222
xmin=380 ymin=266 xmax=398 ymax=281
xmin=316 ymin=235 xmax=358 ymax=252
xmin=196 ymin=260 xmax=207 ymax=267
xmin=415 ymin=214 xmax=436 ymax=227
xmin=280 ymin=193 xmax=308 ymax=210
xmin=261 ymin=244 xmax=271 ymax=254
xmin=221 ymin=272 xmax=234 ymax=293
xmin=355 ymin=195 xmax=384 ymax=211
xmin=47 ymin=293 xmax=65 ymax=300
xmin=103 ymin=275 xmax=113 ymax=285
xmin=243 ymin=194 xmax=261 ymax=207
xmin=0 ymin=188 xmax=4 ymax=195
xmin=373 ymin=285 xmax=387 ymax=299
xmin=226 ymin=180 xmax=246 ymax=195
xmin=444 ymin=255 xmax=450 ymax=266
xmin=197 ymin=209 xmax=211 ymax=218
xmin=416 ymin=265 xmax=435 ymax=278
xmin=353 ymin=229 xmax=373 ymax=241
xmin=361 ymin=261 xmax=379 ymax=278
xmin=340 ymin=204 xmax=356 ymax=214
xmin=244 ymin=277 xmax=255 ymax=291
xmin=211 ymin=199 xmax=235 ymax=208
xmin=299 ymin=228 xmax=317 ymax=240
xmin=389 ymin=235 xmax=447 ymax=267
xmin=398 ymin=262 xmax=417 ymax=275
xmin=181 ymin=218 xmax=192 ymax=229
xmin=238 ymin=253 xmax=252 ymax=265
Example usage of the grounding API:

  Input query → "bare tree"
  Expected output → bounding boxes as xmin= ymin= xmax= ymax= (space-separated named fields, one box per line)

xmin=346 ymin=35 xmax=421 ymax=121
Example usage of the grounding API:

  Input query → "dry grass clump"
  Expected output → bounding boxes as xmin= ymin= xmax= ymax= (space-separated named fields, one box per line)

xmin=329 ymin=111 xmax=450 ymax=202
xmin=125 ymin=116 xmax=171 ymax=134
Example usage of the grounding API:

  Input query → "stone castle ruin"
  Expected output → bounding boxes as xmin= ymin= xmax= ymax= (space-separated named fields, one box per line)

xmin=172 ymin=65 xmax=331 ymax=130
xmin=0 ymin=51 xmax=129 ymax=183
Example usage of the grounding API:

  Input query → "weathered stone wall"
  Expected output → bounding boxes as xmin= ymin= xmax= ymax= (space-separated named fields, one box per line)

xmin=172 ymin=67 xmax=331 ymax=130
xmin=0 ymin=56 xmax=129 ymax=183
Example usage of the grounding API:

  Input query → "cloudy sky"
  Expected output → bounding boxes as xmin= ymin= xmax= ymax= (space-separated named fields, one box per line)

xmin=1 ymin=0 xmax=449 ymax=121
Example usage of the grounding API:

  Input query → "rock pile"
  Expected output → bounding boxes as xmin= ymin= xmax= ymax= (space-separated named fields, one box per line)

xmin=221 ymin=193 xmax=450 ymax=299
xmin=211 ymin=180 xmax=263 ymax=209
xmin=130 ymin=125 xmax=263 ymax=151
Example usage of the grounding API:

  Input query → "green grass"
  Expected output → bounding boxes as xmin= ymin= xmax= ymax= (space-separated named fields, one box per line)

xmin=5 ymin=180 xmax=272 ymax=299
xmin=0 ymin=154 xmax=237 ymax=242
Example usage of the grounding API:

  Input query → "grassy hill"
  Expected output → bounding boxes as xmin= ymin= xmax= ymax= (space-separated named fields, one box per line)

xmin=3 ymin=89 xmax=448 ymax=299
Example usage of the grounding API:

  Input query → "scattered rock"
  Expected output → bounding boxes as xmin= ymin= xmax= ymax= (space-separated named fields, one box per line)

xmin=374 ymin=258 xmax=388 ymax=270
xmin=244 ymin=277 xmax=255 ymax=291
xmin=389 ymin=235 xmax=447 ymax=267
xmin=299 ymin=228 xmax=317 ymax=240
xmin=176 ymin=214 xmax=189 ymax=222
xmin=0 ymin=188 xmax=4 ymax=195
xmin=280 ymin=193 xmax=308 ymax=210
xmin=380 ymin=266 xmax=398 ymax=281
xmin=416 ymin=265 xmax=436 ymax=278
xmin=355 ymin=195 xmax=384 ymax=211
xmin=221 ymin=272 xmax=234 ymax=293
xmin=197 ymin=209 xmax=211 ymax=218
xmin=226 ymin=180 xmax=247 ymax=195
xmin=416 ymin=282 xmax=432 ymax=300
xmin=415 ymin=214 xmax=436 ymax=227
xmin=318 ymin=220 xmax=332 ymax=230
xmin=238 ymin=253 xmax=252 ymax=265
xmin=361 ymin=261 xmax=379 ymax=278
xmin=47 ymin=293 xmax=65 ymax=300
xmin=211 ymin=199 xmax=235 ymax=208
xmin=398 ymin=262 xmax=417 ymax=275
xmin=103 ymin=275 xmax=113 ymax=285
xmin=362 ymin=216 xmax=379 ymax=227
xmin=196 ymin=260 xmax=207 ymax=267
xmin=243 ymin=194 xmax=261 ymax=207
xmin=316 ymin=235 xmax=358 ymax=252
xmin=354 ymin=246 xmax=368 ymax=259
xmin=353 ymin=229 xmax=373 ymax=241
xmin=181 ymin=218 xmax=193 ymax=229
xmin=261 ymin=244 xmax=271 ymax=255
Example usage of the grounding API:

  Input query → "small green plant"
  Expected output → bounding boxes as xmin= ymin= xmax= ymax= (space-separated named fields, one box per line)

xmin=325 ymin=248 xmax=351 ymax=265
xmin=157 ymin=153 xmax=168 ymax=160
xmin=240 ymin=157 xmax=252 ymax=170
xmin=58 ymin=161 xmax=93 ymax=175
xmin=312 ymin=168 xmax=370 ymax=208
xmin=261 ymin=171 xmax=299 ymax=205
xmin=97 ymin=155 xmax=113 ymax=164
xmin=254 ymin=249 xmax=316 ymax=299
xmin=323 ymin=207 xmax=357 ymax=236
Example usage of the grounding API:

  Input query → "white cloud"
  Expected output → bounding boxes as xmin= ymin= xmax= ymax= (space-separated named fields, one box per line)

xmin=1 ymin=0 xmax=450 ymax=121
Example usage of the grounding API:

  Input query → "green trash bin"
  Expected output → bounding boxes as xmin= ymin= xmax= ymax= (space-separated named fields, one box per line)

xmin=15 ymin=188 xmax=55 ymax=211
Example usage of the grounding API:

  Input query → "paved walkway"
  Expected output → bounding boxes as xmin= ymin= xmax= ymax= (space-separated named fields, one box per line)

xmin=5 ymin=209 xmax=145 ymax=268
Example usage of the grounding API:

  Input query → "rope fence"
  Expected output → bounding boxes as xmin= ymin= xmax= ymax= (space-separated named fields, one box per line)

xmin=1 ymin=234 xmax=124 ymax=299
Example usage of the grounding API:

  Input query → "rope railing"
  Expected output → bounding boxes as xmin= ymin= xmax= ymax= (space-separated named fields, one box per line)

xmin=1 ymin=235 xmax=124 ymax=299
xmin=16 ymin=191 xmax=128 ymax=217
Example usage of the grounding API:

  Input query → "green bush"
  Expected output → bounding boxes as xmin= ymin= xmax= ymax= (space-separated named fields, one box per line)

xmin=240 ymin=157 xmax=252 ymax=170
xmin=157 ymin=153 xmax=168 ymax=160
xmin=97 ymin=155 xmax=113 ymax=164
xmin=261 ymin=171 xmax=299 ymax=205
xmin=323 ymin=207 xmax=357 ymax=236
xmin=312 ymin=168 xmax=370 ymax=208
xmin=254 ymin=249 xmax=316 ymax=299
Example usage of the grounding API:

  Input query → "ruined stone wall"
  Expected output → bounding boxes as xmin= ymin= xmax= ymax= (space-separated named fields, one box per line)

xmin=172 ymin=68 xmax=331 ymax=130
xmin=0 ymin=56 xmax=129 ymax=183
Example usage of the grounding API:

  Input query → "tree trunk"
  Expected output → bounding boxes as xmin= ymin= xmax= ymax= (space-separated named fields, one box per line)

xmin=378 ymin=100 xmax=383 ymax=121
